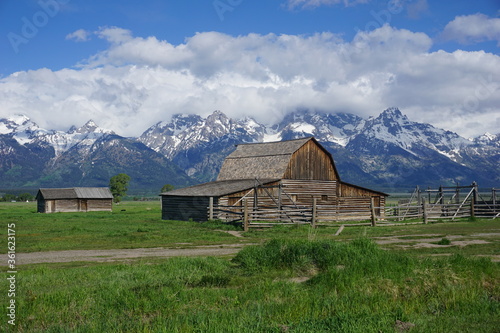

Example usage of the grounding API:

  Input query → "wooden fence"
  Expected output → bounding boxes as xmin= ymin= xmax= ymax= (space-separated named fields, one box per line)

xmin=208 ymin=198 xmax=500 ymax=230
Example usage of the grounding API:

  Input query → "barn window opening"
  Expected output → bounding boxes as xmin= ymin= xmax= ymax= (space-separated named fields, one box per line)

xmin=321 ymin=195 xmax=328 ymax=201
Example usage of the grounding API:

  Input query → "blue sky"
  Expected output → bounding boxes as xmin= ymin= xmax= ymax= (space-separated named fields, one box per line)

xmin=0 ymin=0 xmax=499 ymax=138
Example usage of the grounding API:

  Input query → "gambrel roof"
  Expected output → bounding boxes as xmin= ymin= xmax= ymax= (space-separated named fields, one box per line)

xmin=217 ymin=137 xmax=340 ymax=181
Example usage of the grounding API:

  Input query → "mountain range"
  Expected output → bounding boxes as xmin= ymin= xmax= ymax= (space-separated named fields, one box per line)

xmin=1 ymin=108 xmax=498 ymax=193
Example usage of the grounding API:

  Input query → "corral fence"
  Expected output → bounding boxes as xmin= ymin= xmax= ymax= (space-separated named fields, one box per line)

xmin=208 ymin=183 xmax=500 ymax=230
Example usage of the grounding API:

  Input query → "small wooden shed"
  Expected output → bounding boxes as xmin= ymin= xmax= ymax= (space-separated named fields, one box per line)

xmin=161 ymin=137 xmax=387 ymax=222
xmin=36 ymin=187 xmax=113 ymax=213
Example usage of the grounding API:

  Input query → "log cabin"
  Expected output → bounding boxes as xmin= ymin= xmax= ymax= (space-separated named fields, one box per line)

xmin=161 ymin=137 xmax=387 ymax=223
xmin=36 ymin=187 xmax=113 ymax=213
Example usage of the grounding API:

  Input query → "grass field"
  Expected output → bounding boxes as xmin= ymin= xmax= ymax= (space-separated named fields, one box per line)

xmin=1 ymin=201 xmax=499 ymax=332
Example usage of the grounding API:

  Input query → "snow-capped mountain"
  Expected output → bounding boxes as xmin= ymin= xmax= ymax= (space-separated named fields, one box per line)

xmin=1 ymin=108 xmax=498 ymax=190
xmin=349 ymin=108 xmax=472 ymax=160
xmin=140 ymin=111 xmax=266 ymax=159
xmin=266 ymin=110 xmax=365 ymax=146
xmin=474 ymin=132 xmax=500 ymax=148
xmin=0 ymin=115 xmax=115 ymax=156
xmin=136 ymin=108 xmax=499 ymax=188
xmin=0 ymin=116 xmax=192 ymax=189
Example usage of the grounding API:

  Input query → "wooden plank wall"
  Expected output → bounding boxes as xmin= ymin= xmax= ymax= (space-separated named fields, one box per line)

xmin=280 ymin=179 xmax=337 ymax=206
xmin=284 ymin=140 xmax=337 ymax=181
xmin=86 ymin=199 xmax=112 ymax=212
xmin=215 ymin=180 xmax=386 ymax=222
xmin=339 ymin=182 xmax=381 ymax=197
xmin=162 ymin=196 xmax=215 ymax=221
xmin=54 ymin=199 xmax=79 ymax=212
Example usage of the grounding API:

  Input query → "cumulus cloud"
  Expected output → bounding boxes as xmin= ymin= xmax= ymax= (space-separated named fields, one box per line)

xmin=0 ymin=25 xmax=499 ymax=139
xmin=66 ymin=29 xmax=91 ymax=42
xmin=441 ymin=13 xmax=500 ymax=45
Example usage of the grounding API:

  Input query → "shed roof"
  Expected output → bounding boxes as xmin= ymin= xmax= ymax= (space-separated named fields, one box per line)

xmin=161 ymin=179 xmax=278 ymax=197
xmin=37 ymin=187 xmax=113 ymax=200
xmin=217 ymin=137 xmax=323 ymax=180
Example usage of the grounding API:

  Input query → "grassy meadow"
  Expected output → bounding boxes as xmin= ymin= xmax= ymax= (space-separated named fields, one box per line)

xmin=1 ymin=201 xmax=499 ymax=332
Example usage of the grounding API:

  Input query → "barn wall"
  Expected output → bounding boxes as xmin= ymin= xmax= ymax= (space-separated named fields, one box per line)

xmin=162 ymin=196 xmax=215 ymax=221
xmin=86 ymin=199 xmax=113 ymax=212
xmin=219 ymin=180 xmax=338 ymax=207
xmin=37 ymin=199 xmax=46 ymax=213
xmin=339 ymin=183 xmax=381 ymax=197
xmin=215 ymin=179 xmax=386 ymax=222
xmin=284 ymin=140 xmax=337 ymax=181
xmin=54 ymin=199 xmax=79 ymax=212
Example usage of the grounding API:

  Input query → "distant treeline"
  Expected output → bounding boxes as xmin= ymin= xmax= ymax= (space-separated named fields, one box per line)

xmin=0 ymin=192 xmax=35 ymax=202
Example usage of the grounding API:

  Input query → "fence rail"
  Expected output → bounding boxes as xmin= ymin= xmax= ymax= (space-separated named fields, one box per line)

xmin=209 ymin=199 xmax=500 ymax=229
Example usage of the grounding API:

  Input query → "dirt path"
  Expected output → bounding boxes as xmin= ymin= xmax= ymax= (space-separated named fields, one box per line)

xmin=4 ymin=232 xmax=499 ymax=265
xmin=2 ymin=244 xmax=249 ymax=265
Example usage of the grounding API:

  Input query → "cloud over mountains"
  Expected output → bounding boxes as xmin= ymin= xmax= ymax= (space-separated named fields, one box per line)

xmin=0 ymin=20 xmax=499 ymax=138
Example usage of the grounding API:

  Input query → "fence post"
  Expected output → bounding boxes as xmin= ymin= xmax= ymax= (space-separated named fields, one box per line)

xmin=243 ymin=199 xmax=249 ymax=232
xmin=311 ymin=198 xmax=317 ymax=228
xmin=370 ymin=197 xmax=377 ymax=227
xmin=209 ymin=197 xmax=214 ymax=220
xmin=470 ymin=196 xmax=475 ymax=219
xmin=422 ymin=198 xmax=428 ymax=224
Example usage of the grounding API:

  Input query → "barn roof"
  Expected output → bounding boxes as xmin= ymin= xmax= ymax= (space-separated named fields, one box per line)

xmin=217 ymin=137 xmax=340 ymax=180
xmin=37 ymin=187 xmax=113 ymax=200
xmin=161 ymin=179 xmax=278 ymax=197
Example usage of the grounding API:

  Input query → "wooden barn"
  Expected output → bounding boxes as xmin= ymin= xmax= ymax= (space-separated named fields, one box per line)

xmin=161 ymin=137 xmax=387 ymax=223
xmin=36 ymin=187 xmax=113 ymax=213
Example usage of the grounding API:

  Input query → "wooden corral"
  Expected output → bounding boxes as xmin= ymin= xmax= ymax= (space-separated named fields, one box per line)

xmin=161 ymin=137 xmax=388 ymax=223
xmin=36 ymin=187 xmax=113 ymax=213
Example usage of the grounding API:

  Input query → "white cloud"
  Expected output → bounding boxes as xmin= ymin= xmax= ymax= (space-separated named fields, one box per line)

xmin=66 ymin=29 xmax=91 ymax=42
xmin=441 ymin=13 xmax=500 ymax=45
xmin=1 ymin=26 xmax=499 ymax=139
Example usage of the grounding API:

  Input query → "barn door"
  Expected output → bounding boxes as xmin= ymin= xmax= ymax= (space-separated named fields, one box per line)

xmin=49 ymin=200 xmax=55 ymax=213
xmin=81 ymin=200 xmax=88 ymax=212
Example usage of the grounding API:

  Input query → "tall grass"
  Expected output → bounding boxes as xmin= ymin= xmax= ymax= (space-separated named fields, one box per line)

xmin=2 ymin=238 xmax=498 ymax=332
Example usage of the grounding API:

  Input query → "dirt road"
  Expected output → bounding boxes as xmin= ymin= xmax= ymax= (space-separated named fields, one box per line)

xmin=3 ymin=244 xmax=248 ymax=265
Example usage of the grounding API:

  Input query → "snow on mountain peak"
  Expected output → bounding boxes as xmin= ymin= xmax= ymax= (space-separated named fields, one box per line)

xmin=8 ymin=114 xmax=31 ymax=126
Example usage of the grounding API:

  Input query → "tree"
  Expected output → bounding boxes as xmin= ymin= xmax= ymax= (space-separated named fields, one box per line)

xmin=18 ymin=193 xmax=34 ymax=202
xmin=161 ymin=184 xmax=175 ymax=193
xmin=109 ymin=173 xmax=131 ymax=203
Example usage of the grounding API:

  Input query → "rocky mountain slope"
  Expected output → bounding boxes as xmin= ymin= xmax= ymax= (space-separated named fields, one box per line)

xmin=138 ymin=108 xmax=499 ymax=190
xmin=0 ymin=116 xmax=193 ymax=190
xmin=1 ymin=108 xmax=498 ymax=191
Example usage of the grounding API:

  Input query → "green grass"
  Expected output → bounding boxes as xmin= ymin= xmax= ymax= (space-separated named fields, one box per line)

xmin=1 ymin=238 xmax=498 ymax=332
xmin=0 ymin=202 xmax=247 ymax=253
xmin=1 ymin=201 xmax=499 ymax=259
xmin=1 ymin=202 xmax=499 ymax=331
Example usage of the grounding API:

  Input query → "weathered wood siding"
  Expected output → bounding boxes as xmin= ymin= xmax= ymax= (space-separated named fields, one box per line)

xmin=86 ymin=199 xmax=112 ymax=212
xmin=339 ymin=182 xmax=379 ymax=197
xmin=284 ymin=140 xmax=338 ymax=180
xmin=39 ymin=199 xmax=112 ymax=213
xmin=37 ymin=199 xmax=46 ymax=213
xmin=162 ymin=196 xmax=216 ymax=221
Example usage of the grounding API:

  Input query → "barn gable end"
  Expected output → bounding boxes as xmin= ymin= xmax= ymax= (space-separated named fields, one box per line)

xmin=217 ymin=137 xmax=339 ymax=181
